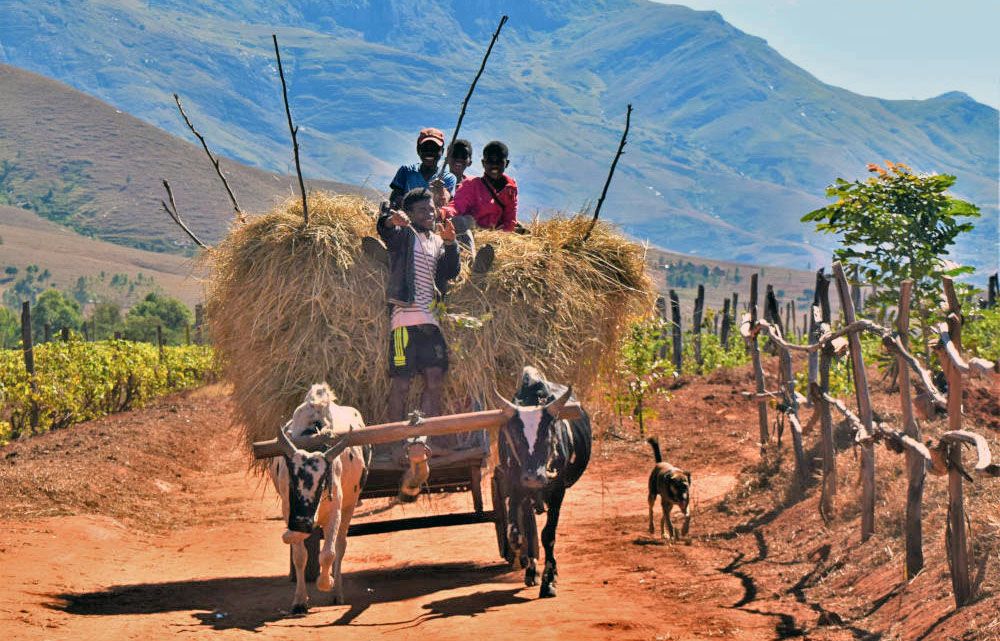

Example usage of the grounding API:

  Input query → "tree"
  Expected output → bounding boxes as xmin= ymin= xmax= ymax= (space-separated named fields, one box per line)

xmin=89 ymin=302 xmax=123 ymax=340
xmin=802 ymin=162 xmax=980 ymax=360
xmin=614 ymin=316 xmax=672 ymax=435
xmin=0 ymin=306 xmax=19 ymax=348
xmin=32 ymin=289 xmax=82 ymax=339
xmin=125 ymin=292 xmax=192 ymax=344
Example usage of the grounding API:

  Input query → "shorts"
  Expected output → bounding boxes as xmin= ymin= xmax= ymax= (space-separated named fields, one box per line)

xmin=388 ymin=324 xmax=449 ymax=376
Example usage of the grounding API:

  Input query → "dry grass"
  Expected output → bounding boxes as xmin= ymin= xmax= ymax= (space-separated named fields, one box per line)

xmin=204 ymin=192 xmax=654 ymax=456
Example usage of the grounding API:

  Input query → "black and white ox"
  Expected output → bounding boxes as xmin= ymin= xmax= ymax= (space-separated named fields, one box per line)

xmin=496 ymin=366 xmax=592 ymax=598
xmin=268 ymin=383 xmax=367 ymax=613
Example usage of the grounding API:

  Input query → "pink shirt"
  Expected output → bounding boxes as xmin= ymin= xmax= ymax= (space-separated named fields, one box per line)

xmin=453 ymin=175 xmax=518 ymax=232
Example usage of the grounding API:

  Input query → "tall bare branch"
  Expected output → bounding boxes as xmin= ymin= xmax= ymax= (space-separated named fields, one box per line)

xmin=582 ymin=104 xmax=632 ymax=243
xmin=173 ymin=93 xmax=243 ymax=218
xmin=272 ymin=34 xmax=309 ymax=225
xmin=438 ymin=15 xmax=509 ymax=179
xmin=161 ymin=179 xmax=209 ymax=249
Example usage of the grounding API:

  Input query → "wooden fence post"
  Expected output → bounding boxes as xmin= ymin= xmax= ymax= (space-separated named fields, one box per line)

xmin=43 ymin=323 xmax=51 ymax=343
xmin=655 ymin=295 xmax=669 ymax=360
xmin=832 ymin=262 xmax=876 ymax=542
xmin=721 ymin=298 xmax=732 ymax=348
xmin=185 ymin=323 xmax=191 ymax=345
xmin=82 ymin=324 xmax=90 ymax=342
xmin=713 ymin=313 xmax=719 ymax=337
xmin=897 ymin=280 xmax=925 ymax=580
xmin=812 ymin=270 xmax=837 ymax=519
xmin=790 ymin=299 xmax=797 ymax=340
xmin=939 ymin=277 xmax=972 ymax=606
xmin=988 ymin=273 xmax=997 ymax=309
xmin=693 ymin=284 xmax=704 ymax=368
xmin=195 ymin=303 xmax=204 ymax=344
xmin=114 ymin=331 xmax=122 ymax=340
xmin=669 ymin=290 xmax=682 ymax=373
xmin=156 ymin=325 xmax=164 ymax=358
xmin=748 ymin=274 xmax=768 ymax=454
xmin=60 ymin=327 xmax=70 ymax=342
xmin=20 ymin=302 xmax=39 ymax=431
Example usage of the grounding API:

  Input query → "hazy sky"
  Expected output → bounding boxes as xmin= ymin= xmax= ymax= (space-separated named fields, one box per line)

xmin=657 ymin=1 xmax=999 ymax=108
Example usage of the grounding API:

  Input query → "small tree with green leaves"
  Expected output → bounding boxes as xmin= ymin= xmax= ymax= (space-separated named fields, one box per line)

xmin=0 ymin=306 xmax=19 ymax=348
xmin=802 ymin=162 xmax=980 ymax=362
xmin=125 ymin=292 xmax=192 ymax=345
xmin=613 ymin=316 xmax=672 ymax=436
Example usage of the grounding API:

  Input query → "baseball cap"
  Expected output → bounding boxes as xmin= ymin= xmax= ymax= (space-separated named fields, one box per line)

xmin=417 ymin=127 xmax=445 ymax=148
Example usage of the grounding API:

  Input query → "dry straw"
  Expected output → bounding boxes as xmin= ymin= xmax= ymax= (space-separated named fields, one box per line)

xmin=205 ymin=192 xmax=654 ymax=456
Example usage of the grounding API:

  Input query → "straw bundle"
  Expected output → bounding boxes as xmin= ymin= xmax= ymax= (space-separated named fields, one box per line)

xmin=205 ymin=192 xmax=653 ymax=454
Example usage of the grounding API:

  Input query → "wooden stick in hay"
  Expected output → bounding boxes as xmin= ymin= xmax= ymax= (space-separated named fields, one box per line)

xmin=173 ymin=93 xmax=244 ymax=219
xmin=272 ymin=34 xmax=309 ymax=225
xmin=161 ymin=179 xmax=209 ymax=249
xmin=438 ymin=15 xmax=509 ymax=180
xmin=582 ymin=104 xmax=632 ymax=243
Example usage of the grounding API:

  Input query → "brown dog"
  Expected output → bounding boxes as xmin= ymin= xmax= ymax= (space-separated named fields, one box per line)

xmin=647 ymin=437 xmax=691 ymax=540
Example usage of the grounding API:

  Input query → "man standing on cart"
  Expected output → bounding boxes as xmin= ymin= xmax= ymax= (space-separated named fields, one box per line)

xmin=376 ymin=187 xmax=460 ymax=502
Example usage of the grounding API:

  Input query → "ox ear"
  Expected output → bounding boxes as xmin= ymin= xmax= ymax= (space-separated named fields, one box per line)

xmin=277 ymin=425 xmax=298 ymax=457
xmin=545 ymin=385 xmax=573 ymax=419
xmin=494 ymin=389 xmax=518 ymax=418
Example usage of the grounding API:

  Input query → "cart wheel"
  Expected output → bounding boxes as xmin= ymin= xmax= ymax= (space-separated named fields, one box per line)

xmin=491 ymin=473 xmax=513 ymax=563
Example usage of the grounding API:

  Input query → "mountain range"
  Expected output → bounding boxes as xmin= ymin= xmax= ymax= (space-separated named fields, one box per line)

xmin=0 ymin=0 xmax=996 ymax=272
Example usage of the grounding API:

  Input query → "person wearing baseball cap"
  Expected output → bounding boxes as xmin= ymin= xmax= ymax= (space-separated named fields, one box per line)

xmin=388 ymin=127 xmax=457 ymax=211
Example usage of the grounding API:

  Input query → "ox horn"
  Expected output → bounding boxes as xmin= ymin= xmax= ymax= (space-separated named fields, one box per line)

xmin=545 ymin=385 xmax=573 ymax=419
xmin=323 ymin=434 xmax=349 ymax=461
xmin=277 ymin=424 xmax=298 ymax=457
xmin=494 ymin=389 xmax=518 ymax=418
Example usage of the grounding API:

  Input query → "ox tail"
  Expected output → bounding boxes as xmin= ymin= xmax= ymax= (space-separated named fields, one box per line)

xmin=647 ymin=437 xmax=663 ymax=463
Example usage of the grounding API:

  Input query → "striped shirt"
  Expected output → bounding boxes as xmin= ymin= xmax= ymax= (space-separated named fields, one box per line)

xmin=391 ymin=231 xmax=443 ymax=329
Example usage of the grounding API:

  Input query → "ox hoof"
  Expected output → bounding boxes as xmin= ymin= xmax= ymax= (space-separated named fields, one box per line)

xmin=317 ymin=575 xmax=333 ymax=592
xmin=291 ymin=603 xmax=309 ymax=615
xmin=524 ymin=567 xmax=538 ymax=587
xmin=539 ymin=582 xmax=557 ymax=598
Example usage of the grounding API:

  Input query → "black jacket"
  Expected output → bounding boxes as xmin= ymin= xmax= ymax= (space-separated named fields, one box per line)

xmin=376 ymin=213 xmax=460 ymax=305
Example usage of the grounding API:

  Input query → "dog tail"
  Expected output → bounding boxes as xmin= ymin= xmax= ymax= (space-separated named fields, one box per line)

xmin=647 ymin=436 xmax=662 ymax=463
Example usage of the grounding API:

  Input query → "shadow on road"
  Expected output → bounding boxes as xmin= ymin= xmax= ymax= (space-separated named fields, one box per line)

xmin=46 ymin=561 xmax=515 ymax=632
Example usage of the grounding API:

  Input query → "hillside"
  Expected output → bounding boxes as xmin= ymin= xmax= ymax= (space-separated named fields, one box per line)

xmin=0 ymin=0 xmax=995 ymax=272
xmin=0 ymin=205 xmax=201 ymax=307
xmin=0 ymin=64 xmax=368 ymax=253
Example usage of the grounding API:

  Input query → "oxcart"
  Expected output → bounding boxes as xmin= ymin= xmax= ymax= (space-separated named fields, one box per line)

xmin=253 ymin=404 xmax=584 ymax=578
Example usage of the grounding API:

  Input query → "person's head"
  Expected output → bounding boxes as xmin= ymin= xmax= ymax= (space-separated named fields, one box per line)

xmin=447 ymin=139 xmax=473 ymax=177
xmin=402 ymin=187 xmax=436 ymax=231
xmin=481 ymin=140 xmax=509 ymax=181
xmin=416 ymin=128 xmax=445 ymax=168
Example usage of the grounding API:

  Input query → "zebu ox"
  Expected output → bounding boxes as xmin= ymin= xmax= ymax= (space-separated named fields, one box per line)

xmin=496 ymin=367 xmax=592 ymax=598
xmin=268 ymin=383 xmax=367 ymax=613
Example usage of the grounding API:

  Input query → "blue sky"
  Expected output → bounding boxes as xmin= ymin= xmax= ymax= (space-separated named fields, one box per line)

xmin=658 ymin=1 xmax=999 ymax=108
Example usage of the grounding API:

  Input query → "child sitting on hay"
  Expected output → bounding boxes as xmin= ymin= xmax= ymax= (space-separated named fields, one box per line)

xmin=376 ymin=187 xmax=459 ymax=502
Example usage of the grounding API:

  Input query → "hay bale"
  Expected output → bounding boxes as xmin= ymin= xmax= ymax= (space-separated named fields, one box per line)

xmin=205 ymin=192 xmax=654 ymax=453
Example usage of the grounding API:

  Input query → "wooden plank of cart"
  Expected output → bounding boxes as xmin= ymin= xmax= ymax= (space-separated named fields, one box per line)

xmin=253 ymin=404 xmax=585 ymax=579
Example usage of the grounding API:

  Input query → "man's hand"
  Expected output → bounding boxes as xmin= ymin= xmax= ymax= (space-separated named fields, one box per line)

xmin=437 ymin=218 xmax=457 ymax=244
xmin=429 ymin=178 xmax=449 ymax=208
xmin=389 ymin=209 xmax=410 ymax=227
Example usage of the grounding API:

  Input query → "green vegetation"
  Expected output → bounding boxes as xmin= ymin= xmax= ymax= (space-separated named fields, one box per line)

xmin=1 ymin=264 xmax=51 ymax=308
xmin=124 ymin=292 xmax=194 ymax=345
xmin=963 ymin=307 xmax=1000 ymax=362
xmin=802 ymin=162 xmax=981 ymax=362
xmin=0 ymin=307 xmax=18 ymax=349
xmin=0 ymin=340 xmax=217 ymax=443
xmin=31 ymin=289 xmax=82 ymax=338
xmin=611 ymin=316 xmax=673 ymax=435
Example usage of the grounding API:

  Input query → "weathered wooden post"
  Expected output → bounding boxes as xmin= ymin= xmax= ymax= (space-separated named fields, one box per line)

xmin=832 ymin=262 xmax=875 ymax=542
xmin=156 ymin=325 xmax=164 ymax=357
xmin=747 ymin=274 xmax=768 ymax=454
xmin=185 ymin=323 xmax=191 ymax=345
xmin=114 ymin=331 xmax=122 ymax=340
xmin=195 ymin=303 xmax=204 ymax=344
xmin=669 ymin=289 xmax=682 ymax=373
xmin=43 ymin=323 xmax=51 ymax=343
xmin=897 ymin=279 xmax=924 ymax=580
xmin=939 ymin=277 xmax=971 ymax=606
xmin=789 ymin=299 xmax=797 ymax=340
xmin=731 ymin=292 xmax=738 ymax=320
xmin=812 ymin=270 xmax=837 ymax=519
xmin=720 ymin=298 xmax=732 ymax=348
xmin=82 ymin=324 xmax=90 ymax=342
xmin=21 ymin=301 xmax=39 ymax=430
xmin=655 ymin=295 xmax=669 ymax=360
xmin=60 ymin=327 xmax=70 ymax=342
xmin=713 ymin=312 xmax=719 ymax=337
xmin=988 ymin=273 xmax=998 ymax=309
xmin=693 ymin=284 xmax=704 ymax=368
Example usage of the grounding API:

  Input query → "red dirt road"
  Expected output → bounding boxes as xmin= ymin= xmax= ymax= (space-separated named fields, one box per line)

xmin=2 ymin=375 xmax=996 ymax=640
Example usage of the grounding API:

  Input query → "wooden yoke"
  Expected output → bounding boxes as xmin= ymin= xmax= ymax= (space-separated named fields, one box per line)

xmin=252 ymin=404 xmax=585 ymax=460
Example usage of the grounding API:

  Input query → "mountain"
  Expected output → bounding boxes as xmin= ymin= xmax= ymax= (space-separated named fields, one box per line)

xmin=0 ymin=0 xmax=995 ymax=271
xmin=0 ymin=64 xmax=366 ymax=252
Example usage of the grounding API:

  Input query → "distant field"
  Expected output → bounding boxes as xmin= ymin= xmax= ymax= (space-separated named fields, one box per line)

xmin=0 ymin=205 xmax=202 ymax=307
